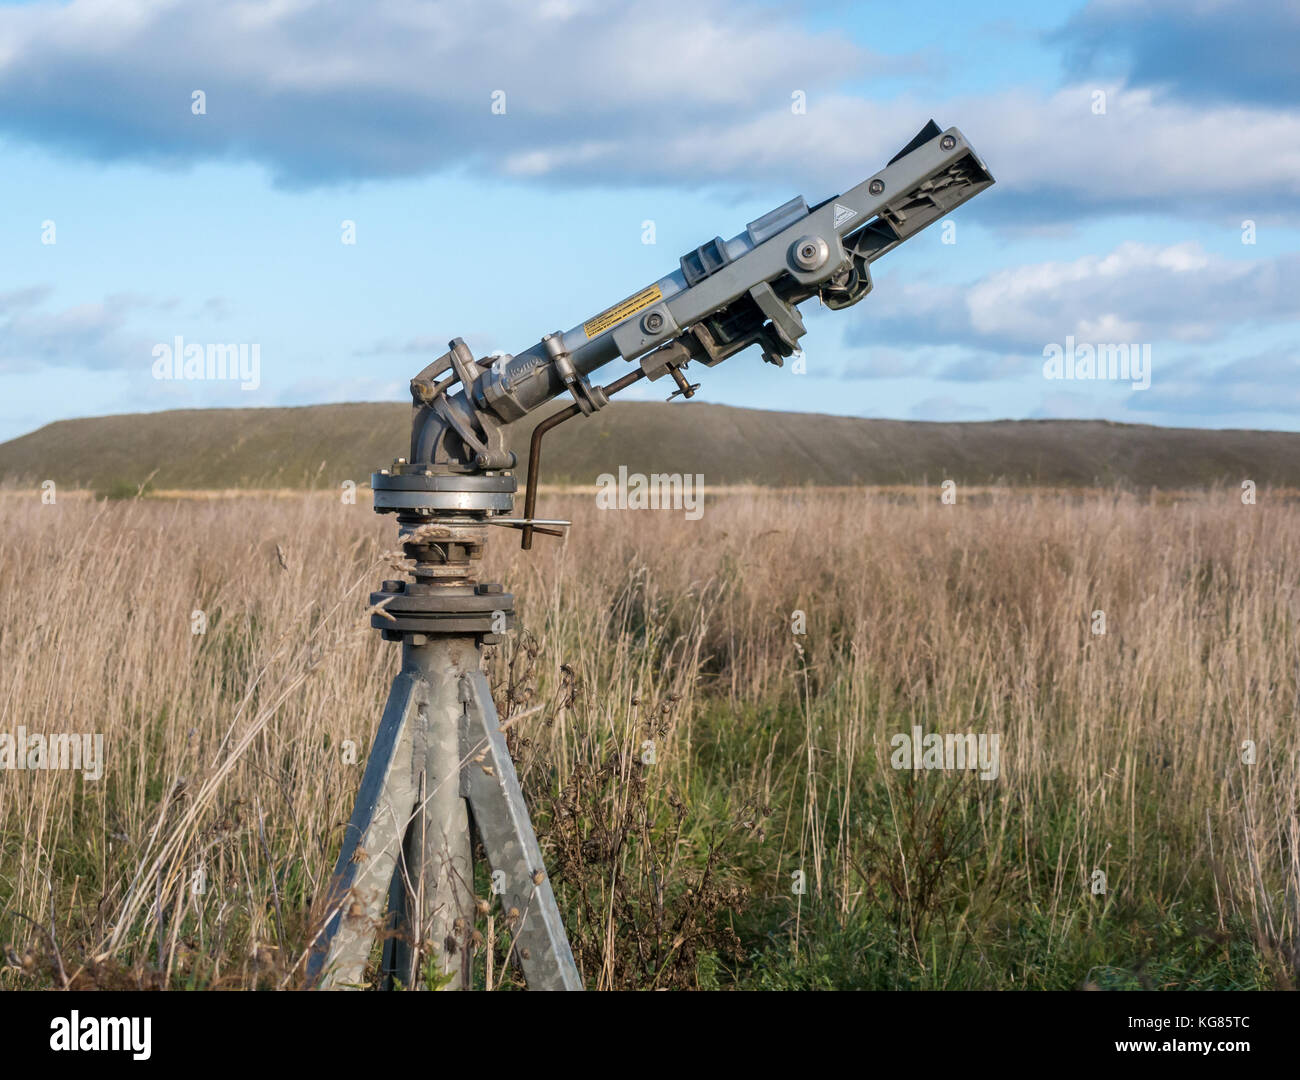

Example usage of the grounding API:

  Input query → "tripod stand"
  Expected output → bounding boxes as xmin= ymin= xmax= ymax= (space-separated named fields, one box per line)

xmin=307 ymin=471 xmax=581 ymax=990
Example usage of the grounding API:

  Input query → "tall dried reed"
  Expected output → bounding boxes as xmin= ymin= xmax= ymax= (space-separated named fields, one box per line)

xmin=0 ymin=486 xmax=1295 ymax=988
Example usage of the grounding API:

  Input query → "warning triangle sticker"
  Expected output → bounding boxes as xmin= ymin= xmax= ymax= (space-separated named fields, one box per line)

xmin=832 ymin=202 xmax=857 ymax=228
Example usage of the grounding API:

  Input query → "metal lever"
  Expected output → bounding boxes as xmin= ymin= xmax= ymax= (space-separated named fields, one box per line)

xmin=521 ymin=367 xmax=648 ymax=550
xmin=488 ymin=517 xmax=570 ymax=538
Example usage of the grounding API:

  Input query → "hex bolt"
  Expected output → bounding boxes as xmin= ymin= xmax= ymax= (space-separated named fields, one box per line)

xmin=940 ymin=134 xmax=956 ymax=150
xmin=643 ymin=311 xmax=665 ymax=334
xmin=869 ymin=179 xmax=884 ymax=195
xmin=790 ymin=234 xmax=828 ymax=271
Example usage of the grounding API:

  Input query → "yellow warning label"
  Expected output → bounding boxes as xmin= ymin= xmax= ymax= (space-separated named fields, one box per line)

xmin=583 ymin=283 xmax=663 ymax=339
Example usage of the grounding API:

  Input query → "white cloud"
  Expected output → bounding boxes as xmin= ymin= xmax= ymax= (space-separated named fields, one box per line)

xmin=855 ymin=242 xmax=1300 ymax=356
xmin=0 ymin=2 xmax=1295 ymax=222
xmin=0 ymin=290 xmax=150 ymax=372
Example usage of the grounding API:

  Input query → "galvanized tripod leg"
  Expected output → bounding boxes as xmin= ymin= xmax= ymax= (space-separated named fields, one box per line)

xmin=309 ymin=638 xmax=472 ymax=990
xmin=458 ymin=668 xmax=583 ymax=991
xmin=379 ymin=638 xmax=477 ymax=989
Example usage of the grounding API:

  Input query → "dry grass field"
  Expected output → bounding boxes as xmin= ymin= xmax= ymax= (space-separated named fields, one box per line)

xmin=1 ymin=485 xmax=1297 ymax=989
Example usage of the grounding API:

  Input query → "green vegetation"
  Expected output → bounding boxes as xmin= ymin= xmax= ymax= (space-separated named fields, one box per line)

xmin=95 ymin=477 xmax=156 ymax=501
xmin=4 ymin=402 xmax=1300 ymax=492
xmin=0 ymin=488 xmax=1295 ymax=989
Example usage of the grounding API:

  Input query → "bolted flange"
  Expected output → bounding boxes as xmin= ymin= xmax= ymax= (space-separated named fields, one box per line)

xmin=371 ymin=469 xmax=517 ymax=514
xmin=371 ymin=579 xmax=515 ymax=640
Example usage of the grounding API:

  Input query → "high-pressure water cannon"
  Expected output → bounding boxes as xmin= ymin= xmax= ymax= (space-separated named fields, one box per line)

xmin=372 ymin=120 xmax=992 ymax=553
xmin=313 ymin=122 xmax=993 ymax=991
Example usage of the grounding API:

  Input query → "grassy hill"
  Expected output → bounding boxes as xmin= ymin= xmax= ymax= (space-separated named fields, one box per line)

xmin=1 ymin=401 xmax=1298 ymax=491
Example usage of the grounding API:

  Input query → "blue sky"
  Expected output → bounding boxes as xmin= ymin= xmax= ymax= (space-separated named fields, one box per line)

xmin=0 ymin=0 xmax=1296 ymax=441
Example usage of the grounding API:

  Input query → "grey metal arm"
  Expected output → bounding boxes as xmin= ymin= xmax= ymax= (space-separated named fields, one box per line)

xmin=404 ymin=120 xmax=994 ymax=475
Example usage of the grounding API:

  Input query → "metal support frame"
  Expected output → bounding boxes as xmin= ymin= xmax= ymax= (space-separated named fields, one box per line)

xmin=308 ymin=635 xmax=580 ymax=989
xmin=309 ymin=464 xmax=582 ymax=991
